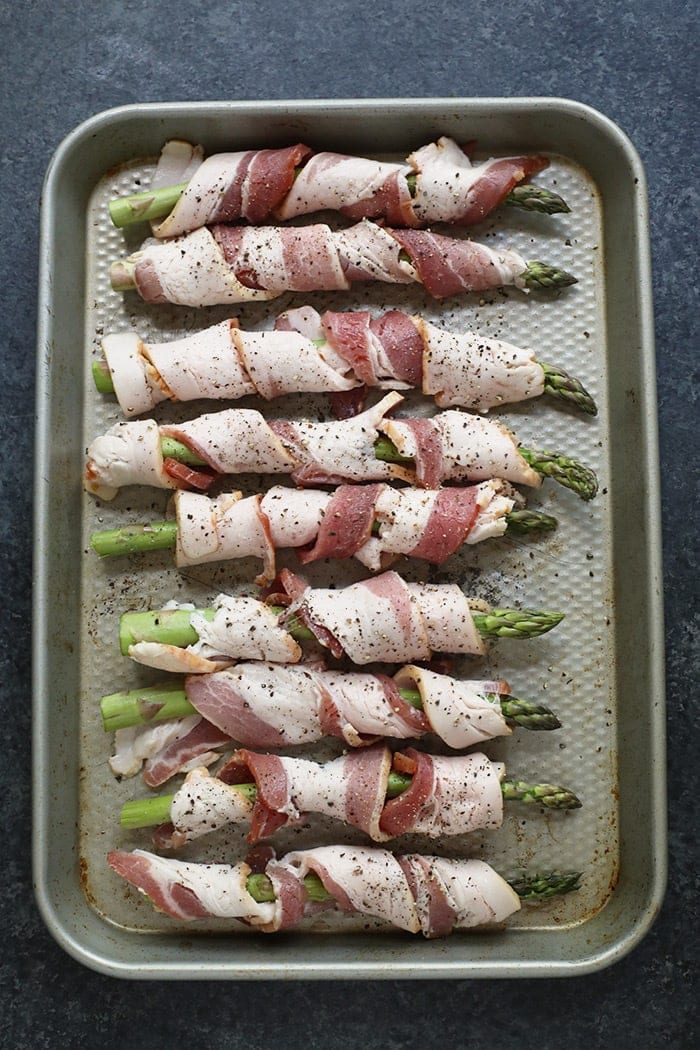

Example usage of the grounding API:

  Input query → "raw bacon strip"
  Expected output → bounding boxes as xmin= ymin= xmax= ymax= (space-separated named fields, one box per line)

xmin=107 ymin=848 xmax=275 ymax=924
xmin=284 ymin=570 xmax=487 ymax=663
xmin=217 ymin=745 xmax=392 ymax=843
xmin=85 ymin=395 xmax=413 ymax=498
xmin=408 ymin=137 xmax=548 ymax=226
xmin=107 ymin=846 xmax=522 ymax=934
xmin=127 ymin=595 xmax=302 ymax=676
xmin=152 ymin=143 xmax=313 ymax=237
xmin=380 ymin=411 xmax=541 ymax=489
xmin=388 ymin=227 xmax=525 ymax=298
xmin=393 ymin=666 xmax=510 ymax=749
xmin=144 ymin=136 xmax=547 ymax=235
xmin=156 ymin=765 xmax=255 ymax=849
xmin=142 ymin=718 xmax=232 ymax=788
xmin=151 ymin=747 xmax=504 ymax=847
xmin=266 ymin=846 xmax=421 ymax=932
xmin=100 ymin=307 xmax=542 ymax=419
xmin=397 ymin=855 xmax=520 ymax=937
xmin=154 ymin=663 xmax=508 ymax=756
xmin=294 ymin=483 xmax=381 ymax=563
xmin=270 ymin=392 xmax=412 ymax=486
xmin=119 ymin=220 xmax=528 ymax=307
xmin=84 ymin=419 xmax=173 ymax=501
xmin=378 ymin=749 xmax=504 ymax=839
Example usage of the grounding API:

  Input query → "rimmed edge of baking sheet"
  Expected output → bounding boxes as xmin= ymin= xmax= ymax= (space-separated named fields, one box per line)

xmin=33 ymin=96 xmax=666 ymax=978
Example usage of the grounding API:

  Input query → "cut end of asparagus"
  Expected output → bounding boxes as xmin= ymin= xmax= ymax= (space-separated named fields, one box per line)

xmin=108 ymin=182 xmax=188 ymax=228
xmin=540 ymin=362 xmax=597 ymax=416
xmin=92 ymin=359 xmax=115 ymax=395
xmin=505 ymin=184 xmax=570 ymax=215
xmin=508 ymin=871 xmax=582 ymax=901
xmin=101 ymin=684 xmax=194 ymax=732
xmin=92 ymin=521 xmax=179 ymax=558
xmin=520 ymin=446 xmax=599 ymax=501
xmin=110 ymin=259 xmax=138 ymax=291
xmin=521 ymin=261 xmax=578 ymax=290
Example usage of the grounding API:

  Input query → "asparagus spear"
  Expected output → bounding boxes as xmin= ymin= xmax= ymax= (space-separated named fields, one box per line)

xmin=117 ymin=602 xmax=564 ymax=658
xmin=246 ymin=868 xmax=581 ymax=905
xmin=90 ymin=505 xmax=558 ymax=560
xmin=110 ymin=256 xmax=577 ymax=293
xmin=108 ymin=181 xmax=570 ymax=229
xmin=100 ymin=679 xmax=562 ymax=733
xmin=120 ymin=771 xmax=582 ymax=830
xmin=96 ymin=432 xmax=597 ymax=502
xmin=92 ymin=355 xmax=596 ymax=416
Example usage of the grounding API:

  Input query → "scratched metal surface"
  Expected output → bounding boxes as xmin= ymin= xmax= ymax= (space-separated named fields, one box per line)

xmin=35 ymin=100 xmax=663 ymax=975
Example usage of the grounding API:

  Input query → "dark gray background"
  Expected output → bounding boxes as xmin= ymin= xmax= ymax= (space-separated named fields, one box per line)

xmin=3 ymin=0 xmax=697 ymax=1044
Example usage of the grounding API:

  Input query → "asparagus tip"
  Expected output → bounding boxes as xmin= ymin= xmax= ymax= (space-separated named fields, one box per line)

xmin=522 ymin=261 xmax=578 ymax=291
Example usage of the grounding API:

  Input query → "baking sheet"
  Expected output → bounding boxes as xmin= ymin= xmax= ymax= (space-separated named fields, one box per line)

xmin=33 ymin=99 xmax=666 ymax=977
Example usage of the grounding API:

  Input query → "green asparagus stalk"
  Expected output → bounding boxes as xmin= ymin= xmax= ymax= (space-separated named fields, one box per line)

xmin=100 ymin=680 xmax=561 ymax=733
xmin=90 ymin=504 xmax=558 ymax=560
xmin=108 ymin=179 xmax=570 ymax=230
xmin=110 ymin=253 xmax=577 ymax=293
xmin=109 ymin=182 xmax=189 ymax=228
xmin=117 ymin=602 xmax=563 ymax=658
xmin=92 ymin=355 xmax=596 ymax=416
xmin=247 ymin=868 xmax=581 ymax=905
xmin=120 ymin=772 xmax=581 ymax=829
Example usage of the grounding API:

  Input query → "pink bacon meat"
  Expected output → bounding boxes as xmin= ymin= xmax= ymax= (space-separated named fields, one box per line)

xmin=150 ymin=746 xmax=505 ymax=849
xmin=147 ymin=135 xmax=548 ymax=237
xmin=107 ymin=845 xmax=521 ymax=936
xmin=118 ymin=219 xmax=528 ymax=308
xmin=111 ymin=663 xmax=511 ymax=785
xmin=84 ymin=393 xmax=539 ymax=500
xmin=100 ymin=305 xmax=544 ymax=419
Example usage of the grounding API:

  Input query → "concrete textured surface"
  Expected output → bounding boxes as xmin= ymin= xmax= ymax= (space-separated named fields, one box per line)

xmin=1 ymin=0 xmax=696 ymax=1044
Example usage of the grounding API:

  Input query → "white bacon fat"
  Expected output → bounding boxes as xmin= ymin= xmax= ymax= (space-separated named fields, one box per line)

xmin=107 ymin=846 xmax=522 ymax=935
xmin=100 ymin=308 xmax=544 ymax=419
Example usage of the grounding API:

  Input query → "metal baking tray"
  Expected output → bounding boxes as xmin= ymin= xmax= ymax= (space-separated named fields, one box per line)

xmin=33 ymin=98 xmax=665 ymax=978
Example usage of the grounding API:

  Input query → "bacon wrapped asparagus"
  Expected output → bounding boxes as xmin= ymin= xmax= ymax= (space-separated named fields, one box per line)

xmin=108 ymin=136 xmax=569 ymax=235
xmin=93 ymin=305 xmax=595 ymax=418
xmin=84 ymin=393 xmax=598 ymax=501
xmin=119 ymin=746 xmax=580 ymax=848
xmin=118 ymin=568 xmax=563 ymax=676
xmin=91 ymin=481 xmax=559 ymax=579
xmin=109 ymin=219 xmax=576 ymax=307
xmin=102 ymin=662 xmax=561 ymax=785
xmin=107 ymin=845 xmax=581 ymax=935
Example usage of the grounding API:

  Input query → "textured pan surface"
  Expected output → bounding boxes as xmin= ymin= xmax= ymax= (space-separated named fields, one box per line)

xmin=33 ymin=98 xmax=665 ymax=978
